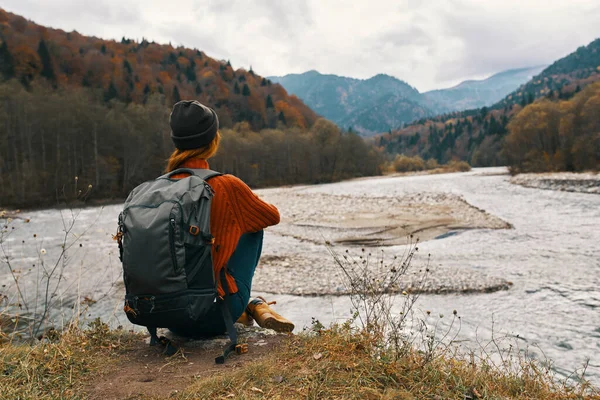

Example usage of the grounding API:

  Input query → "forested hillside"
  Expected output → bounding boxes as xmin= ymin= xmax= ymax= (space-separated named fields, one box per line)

xmin=0 ymin=9 xmax=381 ymax=208
xmin=378 ymin=38 xmax=600 ymax=167
xmin=505 ymin=81 xmax=600 ymax=173
xmin=0 ymin=8 xmax=316 ymax=130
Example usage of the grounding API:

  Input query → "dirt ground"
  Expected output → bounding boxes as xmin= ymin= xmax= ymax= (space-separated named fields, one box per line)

xmin=86 ymin=328 xmax=286 ymax=400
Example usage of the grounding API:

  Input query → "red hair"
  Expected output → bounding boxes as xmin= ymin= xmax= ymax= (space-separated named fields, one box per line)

xmin=165 ymin=132 xmax=221 ymax=172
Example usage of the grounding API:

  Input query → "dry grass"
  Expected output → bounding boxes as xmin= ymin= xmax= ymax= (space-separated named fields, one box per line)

xmin=174 ymin=326 xmax=598 ymax=400
xmin=0 ymin=320 xmax=597 ymax=399
xmin=0 ymin=319 xmax=140 ymax=400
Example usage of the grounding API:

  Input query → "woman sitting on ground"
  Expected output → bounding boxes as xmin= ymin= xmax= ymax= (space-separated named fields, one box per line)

xmin=166 ymin=100 xmax=293 ymax=336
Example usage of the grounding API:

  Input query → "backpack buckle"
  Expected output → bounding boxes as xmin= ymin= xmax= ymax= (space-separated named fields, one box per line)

xmin=189 ymin=225 xmax=200 ymax=236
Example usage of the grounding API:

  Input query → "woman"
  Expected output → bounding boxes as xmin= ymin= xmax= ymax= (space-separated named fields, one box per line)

xmin=166 ymin=99 xmax=293 ymax=336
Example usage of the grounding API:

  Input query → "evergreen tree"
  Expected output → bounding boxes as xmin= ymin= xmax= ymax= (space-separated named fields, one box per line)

xmin=234 ymin=81 xmax=241 ymax=94
xmin=242 ymin=84 xmax=251 ymax=96
xmin=37 ymin=39 xmax=55 ymax=82
xmin=261 ymin=78 xmax=267 ymax=86
xmin=195 ymin=83 xmax=203 ymax=95
xmin=527 ymin=92 xmax=535 ymax=105
xmin=265 ymin=94 xmax=274 ymax=108
xmin=278 ymin=111 xmax=286 ymax=124
xmin=185 ymin=60 xmax=196 ymax=81
xmin=82 ymin=72 xmax=92 ymax=87
xmin=143 ymin=84 xmax=151 ymax=95
xmin=104 ymin=82 xmax=118 ymax=102
xmin=100 ymin=44 xmax=106 ymax=54
xmin=123 ymin=59 xmax=132 ymax=74
xmin=172 ymin=85 xmax=181 ymax=103
xmin=0 ymin=41 xmax=14 ymax=79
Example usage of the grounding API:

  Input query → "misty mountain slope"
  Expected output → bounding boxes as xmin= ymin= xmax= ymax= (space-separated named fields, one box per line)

xmin=423 ymin=65 xmax=547 ymax=113
xmin=269 ymin=71 xmax=427 ymax=135
xmin=271 ymin=66 xmax=547 ymax=136
xmin=340 ymin=93 xmax=432 ymax=136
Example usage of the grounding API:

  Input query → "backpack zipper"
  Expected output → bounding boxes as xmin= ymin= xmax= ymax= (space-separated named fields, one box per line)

xmin=169 ymin=218 xmax=178 ymax=272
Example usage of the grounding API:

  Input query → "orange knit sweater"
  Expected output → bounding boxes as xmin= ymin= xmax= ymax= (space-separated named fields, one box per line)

xmin=172 ymin=159 xmax=280 ymax=296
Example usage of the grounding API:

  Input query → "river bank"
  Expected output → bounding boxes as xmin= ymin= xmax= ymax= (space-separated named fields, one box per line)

xmin=2 ymin=322 xmax=596 ymax=400
xmin=510 ymin=171 xmax=600 ymax=194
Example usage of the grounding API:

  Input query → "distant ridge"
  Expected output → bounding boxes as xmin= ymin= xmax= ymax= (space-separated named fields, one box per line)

xmin=270 ymin=66 xmax=545 ymax=136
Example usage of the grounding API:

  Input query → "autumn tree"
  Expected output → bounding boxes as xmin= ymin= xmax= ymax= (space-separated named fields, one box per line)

xmin=505 ymin=82 xmax=600 ymax=173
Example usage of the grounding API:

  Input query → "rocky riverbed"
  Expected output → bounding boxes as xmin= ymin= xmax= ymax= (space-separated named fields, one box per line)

xmin=510 ymin=172 xmax=600 ymax=194
xmin=249 ymin=188 xmax=513 ymax=296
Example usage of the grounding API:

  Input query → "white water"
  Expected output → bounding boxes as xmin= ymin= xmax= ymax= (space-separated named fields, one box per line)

xmin=2 ymin=167 xmax=599 ymax=383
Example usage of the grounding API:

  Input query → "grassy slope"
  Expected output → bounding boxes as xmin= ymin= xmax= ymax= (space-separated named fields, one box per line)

xmin=1 ymin=323 xmax=597 ymax=400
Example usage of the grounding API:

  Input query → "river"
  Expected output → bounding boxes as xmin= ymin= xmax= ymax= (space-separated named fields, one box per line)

xmin=1 ymin=167 xmax=599 ymax=383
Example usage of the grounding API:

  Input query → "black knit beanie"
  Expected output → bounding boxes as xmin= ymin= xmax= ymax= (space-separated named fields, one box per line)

xmin=169 ymin=100 xmax=219 ymax=150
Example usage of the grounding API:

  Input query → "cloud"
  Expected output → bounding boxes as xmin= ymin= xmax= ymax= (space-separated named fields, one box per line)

xmin=2 ymin=0 xmax=600 ymax=91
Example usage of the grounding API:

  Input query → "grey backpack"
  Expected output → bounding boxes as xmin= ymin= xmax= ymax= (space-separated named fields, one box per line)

xmin=116 ymin=168 xmax=237 ymax=363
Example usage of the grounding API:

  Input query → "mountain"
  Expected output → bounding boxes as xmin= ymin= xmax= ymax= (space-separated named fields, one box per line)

xmin=423 ymin=65 xmax=546 ymax=113
xmin=269 ymin=71 xmax=430 ymax=136
xmin=0 ymin=8 xmax=317 ymax=131
xmin=377 ymin=38 xmax=600 ymax=167
xmin=2 ymin=9 xmax=383 ymax=209
xmin=497 ymin=39 xmax=600 ymax=109
xmin=270 ymin=66 xmax=546 ymax=136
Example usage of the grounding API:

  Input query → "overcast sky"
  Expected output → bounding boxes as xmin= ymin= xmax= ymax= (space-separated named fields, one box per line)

xmin=3 ymin=0 xmax=600 ymax=91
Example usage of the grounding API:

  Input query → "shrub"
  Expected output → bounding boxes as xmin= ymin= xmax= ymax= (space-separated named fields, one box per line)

xmin=425 ymin=158 xmax=440 ymax=170
xmin=446 ymin=160 xmax=472 ymax=172
xmin=393 ymin=155 xmax=425 ymax=172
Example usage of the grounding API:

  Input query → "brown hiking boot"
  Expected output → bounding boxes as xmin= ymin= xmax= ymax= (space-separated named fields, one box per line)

xmin=246 ymin=297 xmax=295 ymax=333
xmin=236 ymin=311 xmax=254 ymax=326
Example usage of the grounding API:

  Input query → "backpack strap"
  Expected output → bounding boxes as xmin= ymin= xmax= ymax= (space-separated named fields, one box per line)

xmin=158 ymin=168 xmax=222 ymax=181
xmin=148 ymin=326 xmax=178 ymax=356
xmin=190 ymin=168 xmax=223 ymax=182
xmin=215 ymin=268 xmax=238 ymax=364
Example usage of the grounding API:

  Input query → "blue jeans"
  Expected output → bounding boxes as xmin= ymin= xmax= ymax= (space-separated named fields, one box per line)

xmin=169 ymin=230 xmax=263 ymax=337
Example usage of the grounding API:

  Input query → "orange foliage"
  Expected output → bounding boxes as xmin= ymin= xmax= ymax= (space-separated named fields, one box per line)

xmin=12 ymin=45 xmax=41 ymax=79
xmin=0 ymin=7 xmax=317 ymax=130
